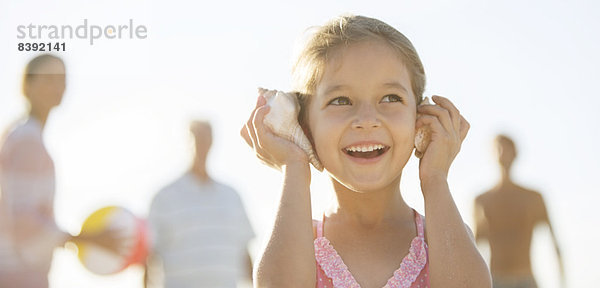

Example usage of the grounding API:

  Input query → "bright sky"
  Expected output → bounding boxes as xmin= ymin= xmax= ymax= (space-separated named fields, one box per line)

xmin=1 ymin=0 xmax=599 ymax=287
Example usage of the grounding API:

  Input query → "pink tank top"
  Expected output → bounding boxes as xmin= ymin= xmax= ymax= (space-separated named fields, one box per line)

xmin=314 ymin=210 xmax=430 ymax=288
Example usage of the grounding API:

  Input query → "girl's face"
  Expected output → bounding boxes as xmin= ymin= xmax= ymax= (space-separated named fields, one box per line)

xmin=306 ymin=40 xmax=417 ymax=192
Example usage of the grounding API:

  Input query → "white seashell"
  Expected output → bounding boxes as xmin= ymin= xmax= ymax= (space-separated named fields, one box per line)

xmin=415 ymin=97 xmax=431 ymax=159
xmin=263 ymin=90 xmax=323 ymax=171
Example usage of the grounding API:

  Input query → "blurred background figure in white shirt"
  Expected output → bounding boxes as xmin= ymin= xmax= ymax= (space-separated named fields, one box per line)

xmin=146 ymin=120 xmax=255 ymax=288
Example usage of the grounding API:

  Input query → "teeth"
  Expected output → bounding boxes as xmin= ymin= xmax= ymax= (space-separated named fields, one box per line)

xmin=346 ymin=144 xmax=385 ymax=152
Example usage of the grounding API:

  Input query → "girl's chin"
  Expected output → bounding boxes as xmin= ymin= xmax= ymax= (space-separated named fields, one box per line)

xmin=330 ymin=174 xmax=399 ymax=194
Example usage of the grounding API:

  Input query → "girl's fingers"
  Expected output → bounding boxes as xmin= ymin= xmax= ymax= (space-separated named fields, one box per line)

xmin=245 ymin=111 xmax=258 ymax=149
xmin=252 ymin=105 xmax=272 ymax=150
xmin=245 ymin=111 xmax=259 ymax=149
xmin=415 ymin=114 xmax=446 ymax=136
xmin=417 ymin=104 xmax=454 ymax=136
xmin=240 ymin=126 xmax=252 ymax=147
xmin=243 ymin=94 xmax=267 ymax=149
xmin=243 ymin=88 xmax=308 ymax=170
xmin=257 ymin=92 xmax=267 ymax=107
xmin=431 ymin=95 xmax=460 ymax=132
xmin=251 ymin=105 xmax=291 ymax=170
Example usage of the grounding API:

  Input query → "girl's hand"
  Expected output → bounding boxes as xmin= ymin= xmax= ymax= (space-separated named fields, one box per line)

xmin=416 ymin=95 xmax=469 ymax=183
xmin=240 ymin=88 xmax=309 ymax=171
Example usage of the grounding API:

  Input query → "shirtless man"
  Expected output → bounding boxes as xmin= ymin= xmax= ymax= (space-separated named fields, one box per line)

xmin=474 ymin=135 xmax=564 ymax=288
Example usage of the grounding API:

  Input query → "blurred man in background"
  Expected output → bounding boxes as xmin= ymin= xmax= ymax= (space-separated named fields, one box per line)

xmin=146 ymin=120 xmax=254 ymax=288
xmin=474 ymin=134 xmax=565 ymax=288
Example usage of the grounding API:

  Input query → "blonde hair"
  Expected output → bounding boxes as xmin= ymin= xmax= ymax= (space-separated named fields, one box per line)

xmin=292 ymin=15 xmax=426 ymax=110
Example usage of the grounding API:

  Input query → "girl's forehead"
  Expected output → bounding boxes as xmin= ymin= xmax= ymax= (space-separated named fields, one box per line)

xmin=316 ymin=41 xmax=411 ymax=93
xmin=326 ymin=40 xmax=405 ymax=66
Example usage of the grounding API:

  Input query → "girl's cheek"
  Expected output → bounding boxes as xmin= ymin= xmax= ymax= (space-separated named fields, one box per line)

xmin=386 ymin=108 xmax=416 ymax=122
xmin=311 ymin=115 xmax=343 ymax=149
xmin=321 ymin=107 xmax=355 ymax=123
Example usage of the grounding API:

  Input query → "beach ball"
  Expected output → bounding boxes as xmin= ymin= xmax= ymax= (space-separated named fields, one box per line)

xmin=75 ymin=206 xmax=148 ymax=275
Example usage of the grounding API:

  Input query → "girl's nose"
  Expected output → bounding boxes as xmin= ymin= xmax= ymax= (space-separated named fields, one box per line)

xmin=351 ymin=105 xmax=381 ymax=129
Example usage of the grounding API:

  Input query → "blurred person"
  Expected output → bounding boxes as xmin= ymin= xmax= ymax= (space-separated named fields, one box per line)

xmin=474 ymin=134 xmax=565 ymax=288
xmin=0 ymin=54 xmax=122 ymax=288
xmin=146 ymin=120 xmax=254 ymax=288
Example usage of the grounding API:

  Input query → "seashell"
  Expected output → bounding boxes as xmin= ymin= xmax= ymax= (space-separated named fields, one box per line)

xmin=262 ymin=89 xmax=323 ymax=171
xmin=415 ymin=97 xmax=431 ymax=159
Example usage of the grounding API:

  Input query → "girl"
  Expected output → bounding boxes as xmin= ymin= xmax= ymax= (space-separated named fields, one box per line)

xmin=241 ymin=15 xmax=491 ymax=288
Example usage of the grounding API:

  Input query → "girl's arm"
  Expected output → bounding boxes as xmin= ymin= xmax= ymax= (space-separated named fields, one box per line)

xmin=241 ymin=91 xmax=316 ymax=287
xmin=254 ymin=162 xmax=315 ymax=287
xmin=422 ymin=178 xmax=490 ymax=287
xmin=416 ymin=96 xmax=491 ymax=287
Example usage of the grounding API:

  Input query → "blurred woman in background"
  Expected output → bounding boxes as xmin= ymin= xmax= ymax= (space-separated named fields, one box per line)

xmin=0 ymin=54 xmax=121 ymax=288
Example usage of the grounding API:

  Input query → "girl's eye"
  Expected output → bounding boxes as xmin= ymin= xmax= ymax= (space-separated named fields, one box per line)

xmin=380 ymin=94 xmax=403 ymax=103
xmin=328 ymin=96 xmax=352 ymax=106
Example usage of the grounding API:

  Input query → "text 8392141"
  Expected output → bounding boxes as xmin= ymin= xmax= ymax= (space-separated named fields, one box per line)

xmin=18 ymin=42 xmax=66 ymax=52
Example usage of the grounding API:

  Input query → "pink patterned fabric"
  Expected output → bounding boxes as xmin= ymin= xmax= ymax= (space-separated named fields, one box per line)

xmin=314 ymin=210 xmax=429 ymax=288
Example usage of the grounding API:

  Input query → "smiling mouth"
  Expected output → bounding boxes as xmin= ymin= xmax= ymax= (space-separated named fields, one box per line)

xmin=343 ymin=144 xmax=390 ymax=159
